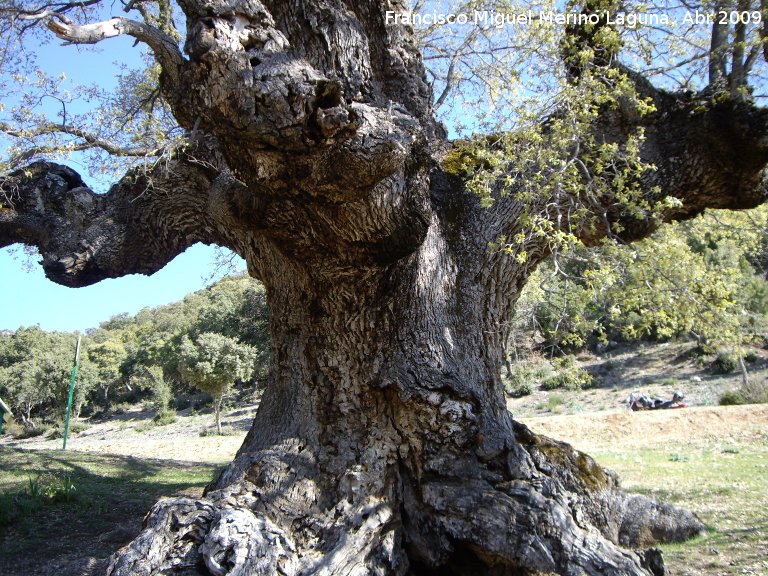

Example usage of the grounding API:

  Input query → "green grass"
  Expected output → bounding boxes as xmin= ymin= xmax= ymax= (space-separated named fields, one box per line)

xmin=0 ymin=448 xmax=222 ymax=575
xmin=592 ymin=443 xmax=768 ymax=575
xmin=536 ymin=393 xmax=566 ymax=412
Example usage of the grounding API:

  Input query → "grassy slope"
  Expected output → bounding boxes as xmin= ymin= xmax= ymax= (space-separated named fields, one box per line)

xmin=598 ymin=445 xmax=768 ymax=576
xmin=0 ymin=449 xmax=222 ymax=576
xmin=0 ymin=341 xmax=766 ymax=575
xmin=522 ymin=405 xmax=768 ymax=576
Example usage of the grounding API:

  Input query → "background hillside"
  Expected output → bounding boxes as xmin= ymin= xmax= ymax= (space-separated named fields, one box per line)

xmin=2 ymin=205 xmax=768 ymax=435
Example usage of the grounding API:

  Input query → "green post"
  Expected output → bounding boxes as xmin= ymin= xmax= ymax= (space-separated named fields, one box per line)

xmin=62 ymin=334 xmax=82 ymax=450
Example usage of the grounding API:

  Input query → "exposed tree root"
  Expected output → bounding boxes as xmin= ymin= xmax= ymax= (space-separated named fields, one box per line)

xmin=108 ymin=424 xmax=704 ymax=576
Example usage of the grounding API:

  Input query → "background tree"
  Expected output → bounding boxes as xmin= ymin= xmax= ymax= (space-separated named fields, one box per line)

xmin=515 ymin=205 xmax=768 ymax=354
xmin=0 ymin=327 xmax=91 ymax=425
xmin=128 ymin=363 xmax=175 ymax=421
xmin=0 ymin=275 xmax=270 ymax=425
xmin=2 ymin=0 xmax=768 ymax=574
xmin=178 ymin=332 xmax=257 ymax=434
xmin=86 ymin=338 xmax=128 ymax=410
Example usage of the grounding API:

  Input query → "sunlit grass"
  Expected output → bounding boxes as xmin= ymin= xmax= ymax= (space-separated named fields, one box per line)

xmin=0 ymin=448 xmax=222 ymax=573
xmin=592 ymin=442 xmax=768 ymax=575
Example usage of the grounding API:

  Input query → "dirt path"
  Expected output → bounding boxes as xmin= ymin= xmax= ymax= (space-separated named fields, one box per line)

xmin=0 ymin=406 xmax=256 ymax=464
xmin=4 ymin=403 xmax=766 ymax=463
xmin=518 ymin=403 xmax=768 ymax=452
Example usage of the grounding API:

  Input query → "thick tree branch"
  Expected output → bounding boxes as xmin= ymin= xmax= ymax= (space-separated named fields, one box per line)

xmin=0 ymin=146 xmax=247 ymax=287
xmin=478 ymin=84 xmax=768 ymax=292
xmin=479 ymin=0 xmax=768 ymax=253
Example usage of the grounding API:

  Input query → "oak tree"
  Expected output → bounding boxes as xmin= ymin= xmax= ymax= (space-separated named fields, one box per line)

xmin=2 ymin=0 xmax=767 ymax=574
xmin=179 ymin=331 xmax=257 ymax=434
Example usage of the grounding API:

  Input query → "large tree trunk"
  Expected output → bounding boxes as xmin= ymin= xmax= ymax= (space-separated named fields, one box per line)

xmin=105 ymin=179 xmax=704 ymax=575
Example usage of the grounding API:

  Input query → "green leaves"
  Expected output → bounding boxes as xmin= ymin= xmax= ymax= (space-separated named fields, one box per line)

xmin=0 ymin=274 xmax=271 ymax=425
xmin=0 ymin=327 xmax=82 ymax=420
xmin=517 ymin=205 xmax=768 ymax=352
xmin=178 ymin=331 xmax=258 ymax=433
xmin=178 ymin=332 xmax=257 ymax=397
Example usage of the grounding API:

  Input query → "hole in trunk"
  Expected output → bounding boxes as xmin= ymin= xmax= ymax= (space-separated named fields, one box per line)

xmin=315 ymin=81 xmax=342 ymax=109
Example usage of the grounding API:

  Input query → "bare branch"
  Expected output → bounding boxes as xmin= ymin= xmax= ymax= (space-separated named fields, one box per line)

xmin=432 ymin=32 xmax=477 ymax=110
xmin=709 ymin=0 xmax=731 ymax=86
xmin=20 ymin=11 xmax=185 ymax=86
xmin=0 ymin=120 xmax=180 ymax=161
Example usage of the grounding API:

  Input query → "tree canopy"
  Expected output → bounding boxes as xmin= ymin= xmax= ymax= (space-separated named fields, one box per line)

xmin=179 ymin=331 xmax=258 ymax=433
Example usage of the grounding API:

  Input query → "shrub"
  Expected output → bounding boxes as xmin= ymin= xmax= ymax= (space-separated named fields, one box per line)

xmin=172 ymin=396 xmax=193 ymax=410
xmin=541 ymin=376 xmax=563 ymax=391
xmin=153 ymin=408 xmax=177 ymax=426
xmin=503 ymin=358 xmax=552 ymax=397
xmin=744 ymin=350 xmax=759 ymax=363
xmin=4 ymin=420 xmax=24 ymax=437
xmin=542 ymin=367 xmax=593 ymax=391
xmin=742 ymin=380 xmax=768 ymax=404
xmin=508 ymin=382 xmax=534 ymax=398
xmin=70 ymin=421 xmax=89 ymax=434
xmin=719 ymin=390 xmax=746 ymax=405
xmin=543 ymin=394 xmax=565 ymax=411
xmin=712 ymin=352 xmax=738 ymax=374
xmin=689 ymin=343 xmax=716 ymax=357
xmin=552 ymin=354 xmax=577 ymax=370
xmin=9 ymin=421 xmax=51 ymax=439
xmin=49 ymin=420 xmax=89 ymax=440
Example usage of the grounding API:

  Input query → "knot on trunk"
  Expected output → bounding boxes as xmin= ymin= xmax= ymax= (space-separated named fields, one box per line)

xmin=180 ymin=2 xmax=363 ymax=152
xmin=200 ymin=508 xmax=298 ymax=576
xmin=107 ymin=496 xmax=298 ymax=576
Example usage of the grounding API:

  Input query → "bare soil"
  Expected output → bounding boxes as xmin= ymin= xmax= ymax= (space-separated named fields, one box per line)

xmin=518 ymin=403 xmax=768 ymax=452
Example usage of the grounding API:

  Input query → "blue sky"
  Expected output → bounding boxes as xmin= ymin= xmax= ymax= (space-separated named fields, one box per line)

xmin=0 ymin=19 xmax=244 ymax=333
xmin=0 ymin=243 xmax=229 ymax=332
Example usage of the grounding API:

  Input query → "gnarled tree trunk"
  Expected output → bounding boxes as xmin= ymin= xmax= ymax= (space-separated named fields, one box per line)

xmin=3 ymin=0 xmax=768 ymax=574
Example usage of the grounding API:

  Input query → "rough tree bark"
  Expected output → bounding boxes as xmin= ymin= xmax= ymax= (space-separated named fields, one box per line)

xmin=3 ymin=1 xmax=768 ymax=574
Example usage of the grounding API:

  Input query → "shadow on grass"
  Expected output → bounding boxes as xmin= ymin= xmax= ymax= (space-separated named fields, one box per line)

xmin=0 ymin=447 xmax=221 ymax=576
xmin=227 ymin=414 xmax=258 ymax=432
